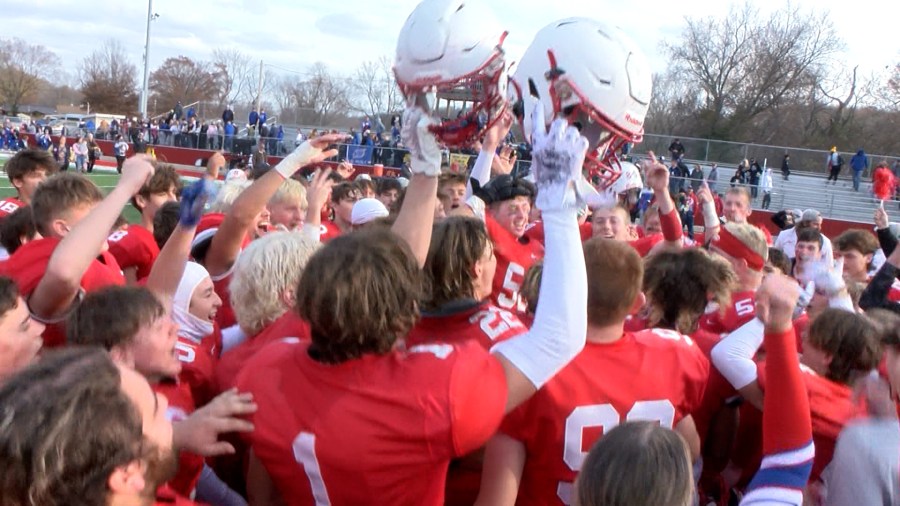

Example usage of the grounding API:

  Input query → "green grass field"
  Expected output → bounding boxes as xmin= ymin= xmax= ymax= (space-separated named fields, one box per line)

xmin=0 ymin=159 xmax=142 ymax=223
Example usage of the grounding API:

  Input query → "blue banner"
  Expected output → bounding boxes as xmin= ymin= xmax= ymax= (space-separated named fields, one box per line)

xmin=347 ymin=144 xmax=373 ymax=165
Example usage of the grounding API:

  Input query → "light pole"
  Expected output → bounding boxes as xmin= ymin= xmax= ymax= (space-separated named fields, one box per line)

xmin=139 ymin=1 xmax=159 ymax=120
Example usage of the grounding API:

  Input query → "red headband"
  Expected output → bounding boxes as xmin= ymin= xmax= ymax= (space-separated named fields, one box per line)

xmin=712 ymin=226 xmax=765 ymax=271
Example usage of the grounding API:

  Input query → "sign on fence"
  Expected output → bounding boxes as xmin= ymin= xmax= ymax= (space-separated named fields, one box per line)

xmin=347 ymin=144 xmax=373 ymax=165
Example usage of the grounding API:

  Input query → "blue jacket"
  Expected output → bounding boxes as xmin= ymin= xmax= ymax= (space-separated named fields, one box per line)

xmin=850 ymin=150 xmax=868 ymax=172
xmin=225 ymin=123 xmax=235 ymax=136
xmin=248 ymin=111 xmax=259 ymax=127
xmin=259 ymin=112 xmax=267 ymax=125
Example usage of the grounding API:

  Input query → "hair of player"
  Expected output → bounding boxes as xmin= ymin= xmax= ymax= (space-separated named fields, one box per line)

xmin=725 ymin=186 xmax=751 ymax=205
xmin=131 ymin=164 xmax=182 ymax=213
xmin=355 ymin=177 xmax=376 ymax=196
xmin=438 ymin=172 xmax=467 ymax=190
xmin=208 ymin=180 xmax=251 ymax=214
xmin=4 ymin=148 xmax=57 ymax=184
xmin=766 ymin=247 xmax=791 ymax=276
xmin=520 ymin=260 xmax=544 ymax=316
xmin=330 ymin=181 xmax=362 ymax=205
xmin=0 ymin=347 xmax=142 ymax=506
xmin=584 ymin=238 xmax=643 ymax=326
xmin=576 ymin=421 xmax=693 ymax=506
xmin=643 ymin=248 xmax=736 ymax=334
xmin=806 ymin=308 xmax=881 ymax=385
xmin=31 ymin=172 xmax=104 ymax=237
xmin=722 ymin=222 xmax=769 ymax=263
xmin=67 ymin=285 xmax=167 ymax=351
xmin=590 ymin=203 xmax=631 ymax=223
xmin=376 ymin=177 xmax=403 ymax=196
xmin=0 ymin=206 xmax=37 ymax=255
xmin=833 ymin=229 xmax=879 ymax=258
xmin=866 ymin=309 xmax=900 ymax=349
xmin=230 ymin=231 xmax=320 ymax=336
xmin=795 ymin=227 xmax=822 ymax=249
xmin=268 ymin=178 xmax=308 ymax=209
xmin=423 ymin=216 xmax=490 ymax=311
xmin=153 ymin=201 xmax=181 ymax=250
xmin=297 ymin=228 xmax=421 ymax=364
xmin=0 ymin=276 xmax=20 ymax=321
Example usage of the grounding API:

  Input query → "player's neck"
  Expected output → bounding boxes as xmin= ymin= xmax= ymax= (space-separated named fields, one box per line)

xmin=140 ymin=215 xmax=154 ymax=232
xmin=335 ymin=216 xmax=351 ymax=232
xmin=738 ymin=271 xmax=762 ymax=292
xmin=586 ymin=322 xmax=626 ymax=344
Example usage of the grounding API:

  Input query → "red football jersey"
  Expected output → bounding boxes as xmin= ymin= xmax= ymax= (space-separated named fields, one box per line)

xmin=406 ymin=300 xmax=526 ymax=350
xmin=757 ymin=362 xmax=860 ymax=483
xmin=628 ymin=233 xmax=664 ymax=257
xmin=235 ymin=338 xmax=508 ymax=506
xmin=699 ymin=290 xmax=757 ymax=335
xmin=215 ymin=311 xmax=310 ymax=393
xmin=319 ymin=220 xmax=343 ymax=242
xmin=107 ymin=225 xmax=160 ymax=281
xmin=0 ymin=237 xmax=125 ymax=347
xmin=485 ymin=213 xmax=543 ymax=313
xmin=523 ymin=221 xmax=593 ymax=244
xmin=153 ymin=380 xmax=204 ymax=499
xmin=0 ymin=197 xmax=24 ymax=220
xmin=176 ymin=325 xmax=223 ymax=407
xmin=501 ymin=329 xmax=709 ymax=506
xmin=211 ymin=272 xmax=236 ymax=330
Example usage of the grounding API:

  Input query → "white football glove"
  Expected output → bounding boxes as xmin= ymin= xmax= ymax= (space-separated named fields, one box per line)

xmin=401 ymin=107 xmax=441 ymax=177
xmin=794 ymin=281 xmax=815 ymax=319
xmin=529 ymin=103 xmax=589 ymax=211
xmin=274 ymin=140 xmax=325 ymax=180
xmin=810 ymin=257 xmax=846 ymax=296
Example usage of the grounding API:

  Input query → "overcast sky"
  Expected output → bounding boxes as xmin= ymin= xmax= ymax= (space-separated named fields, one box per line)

xmin=6 ymin=0 xmax=898 ymax=85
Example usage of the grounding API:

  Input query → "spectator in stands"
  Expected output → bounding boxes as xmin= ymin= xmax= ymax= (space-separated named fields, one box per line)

xmin=826 ymin=146 xmax=844 ymax=184
xmin=73 ymin=135 xmax=88 ymax=173
xmin=224 ymin=121 xmax=235 ymax=152
xmin=251 ymin=141 xmax=268 ymax=173
xmin=86 ymin=134 xmax=101 ymax=173
xmin=174 ymin=100 xmax=184 ymax=121
xmin=748 ymin=158 xmax=762 ymax=199
xmin=259 ymin=109 xmax=267 ymax=128
xmin=668 ymin=138 xmax=685 ymax=160
xmin=689 ymin=164 xmax=703 ymax=192
xmin=707 ymin=162 xmax=718 ymax=192
xmin=206 ymin=121 xmax=218 ymax=150
xmin=781 ymin=153 xmax=791 ymax=181
xmin=249 ymin=108 xmax=259 ymax=135
xmin=222 ymin=104 xmax=234 ymax=125
xmin=850 ymin=149 xmax=869 ymax=192
xmin=760 ymin=166 xmax=773 ymax=209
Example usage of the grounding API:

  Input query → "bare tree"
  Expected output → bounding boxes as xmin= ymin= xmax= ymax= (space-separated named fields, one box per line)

xmin=276 ymin=63 xmax=351 ymax=126
xmin=78 ymin=40 xmax=139 ymax=115
xmin=349 ymin=55 xmax=402 ymax=119
xmin=149 ymin=56 xmax=225 ymax=116
xmin=664 ymin=3 xmax=841 ymax=139
xmin=0 ymin=38 xmax=62 ymax=114
xmin=211 ymin=48 xmax=255 ymax=109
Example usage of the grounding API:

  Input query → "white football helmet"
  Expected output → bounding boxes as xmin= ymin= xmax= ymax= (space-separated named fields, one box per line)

xmin=509 ymin=18 xmax=652 ymax=189
xmin=608 ymin=161 xmax=643 ymax=195
xmin=394 ymin=0 xmax=508 ymax=147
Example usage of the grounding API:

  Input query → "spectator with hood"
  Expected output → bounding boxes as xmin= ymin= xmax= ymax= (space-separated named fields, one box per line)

xmin=850 ymin=148 xmax=870 ymax=192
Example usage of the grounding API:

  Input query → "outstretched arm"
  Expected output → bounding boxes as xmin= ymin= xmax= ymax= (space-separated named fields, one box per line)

xmin=30 ymin=156 xmax=154 ymax=320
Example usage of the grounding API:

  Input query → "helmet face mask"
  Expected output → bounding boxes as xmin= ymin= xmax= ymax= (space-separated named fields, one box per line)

xmin=394 ymin=0 xmax=509 ymax=148
xmin=510 ymin=18 xmax=652 ymax=190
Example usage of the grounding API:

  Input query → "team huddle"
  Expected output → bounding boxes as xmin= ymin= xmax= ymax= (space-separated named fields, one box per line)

xmin=1 ymin=1 xmax=899 ymax=505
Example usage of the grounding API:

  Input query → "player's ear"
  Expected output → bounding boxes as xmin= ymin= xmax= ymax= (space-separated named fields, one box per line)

xmin=108 ymin=460 xmax=146 ymax=496
xmin=280 ymin=287 xmax=296 ymax=309
xmin=11 ymin=177 xmax=23 ymax=191
xmin=629 ymin=292 xmax=646 ymax=314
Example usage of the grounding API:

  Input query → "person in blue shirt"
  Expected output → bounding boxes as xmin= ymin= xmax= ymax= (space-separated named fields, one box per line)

xmin=224 ymin=121 xmax=235 ymax=152
xmin=850 ymin=148 xmax=869 ymax=192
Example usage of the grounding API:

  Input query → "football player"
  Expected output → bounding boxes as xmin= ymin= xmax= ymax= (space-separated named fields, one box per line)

xmin=0 ymin=148 xmax=56 ymax=220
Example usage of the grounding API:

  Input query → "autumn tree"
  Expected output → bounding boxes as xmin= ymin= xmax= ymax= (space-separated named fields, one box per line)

xmin=78 ymin=40 xmax=138 ymax=114
xmin=662 ymin=3 xmax=840 ymax=140
xmin=148 ymin=56 xmax=224 ymax=116
xmin=0 ymin=38 xmax=62 ymax=114
xmin=349 ymin=55 xmax=402 ymax=119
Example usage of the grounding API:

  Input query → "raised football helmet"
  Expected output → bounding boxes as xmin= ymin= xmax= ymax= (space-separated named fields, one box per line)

xmin=394 ymin=0 xmax=508 ymax=148
xmin=509 ymin=17 xmax=652 ymax=189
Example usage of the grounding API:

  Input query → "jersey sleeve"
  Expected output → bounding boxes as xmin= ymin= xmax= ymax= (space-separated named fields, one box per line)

xmin=448 ymin=343 xmax=509 ymax=456
xmin=107 ymin=228 xmax=160 ymax=279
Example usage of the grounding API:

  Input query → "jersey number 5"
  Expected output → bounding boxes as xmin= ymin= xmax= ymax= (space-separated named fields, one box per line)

xmin=557 ymin=400 xmax=676 ymax=504
xmin=293 ymin=432 xmax=332 ymax=505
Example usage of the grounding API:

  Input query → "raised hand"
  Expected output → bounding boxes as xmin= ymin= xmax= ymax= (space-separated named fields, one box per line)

xmin=336 ymin=160 xmax=355 ymax=179
xmin=119 ymin=154 xmax=155 ymax=195
xmin=874 ymin=206 xmax=889 ymax=230
xmin=179 ymin=178 xmax=217 ymax=227
xmin=274 ymin=134 xmax=346 ymax=179
xmin=306 ymin=167 xmax=335 ymax=214
xmin=401 ymin=106 xmax=441 ymax=176
xmin=809 ymin=256 xmax=846 ymax=296
xmin=642 ymin=151 xmax=669 ymax=194
xmin=529 ymin=102 xmax=588 ymax=211
xmin=755 ymin=273 xmax=800 ymax=332
xmin=174 ymin=388 xmax=258 ymax=457
xmin=491 ymin=144 xmax=518 ymax=176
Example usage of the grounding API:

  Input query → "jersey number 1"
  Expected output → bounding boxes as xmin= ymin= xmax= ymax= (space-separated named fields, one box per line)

xmin=293 ymin=432 xmax=332 ymax=505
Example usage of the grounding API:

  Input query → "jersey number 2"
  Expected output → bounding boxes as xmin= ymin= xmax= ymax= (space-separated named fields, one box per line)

xmin=293 ymin=432 xmax=332 ymax=505
xmin=557 ymin=400 xmax=676 ymax=504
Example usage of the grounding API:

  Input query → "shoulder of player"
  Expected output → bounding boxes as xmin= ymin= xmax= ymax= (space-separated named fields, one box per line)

xmin=631 ymin=328 xmax=700 ymax=350
xmin=237 ymin=337 xmax=306 ymax=385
